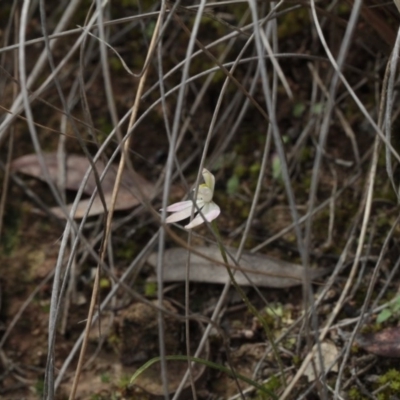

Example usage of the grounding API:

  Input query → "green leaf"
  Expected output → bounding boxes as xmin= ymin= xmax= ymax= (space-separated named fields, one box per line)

xmin=144 ymin=282 xmax=157 ymax=297
xmin=392 ymin=296 xmax=400 ymax=312
xmin=377 ymin=309 xmax=392 ymax=324
xmin=293 ymin=102 xmax=306 ymax=117
xmin=99 ymin=278 xmax=110 ymax=289
xmin=312 ymin=103 xmax=323 ymax=115
xmin=227 ymin=175 xmax=239 ymax=195
xmin=272 ymin=156 xmax=282 ymax=181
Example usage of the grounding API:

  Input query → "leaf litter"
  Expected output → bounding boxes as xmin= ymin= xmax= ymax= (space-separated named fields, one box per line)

xmin=11 ymin=153 xmax=155 ymax=218
xmin=356 ymin=327 xmax=400 ymax=358
xmin=147 ymin=245 xmax=329 ymax=288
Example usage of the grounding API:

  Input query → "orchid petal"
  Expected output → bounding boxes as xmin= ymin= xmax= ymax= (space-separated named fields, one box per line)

xmin=165 ymin=205 xmax=194 ymax=224
xmin=202 ymin=168 xmax=215 ymax=192
xmin=184 ymin=201 xmax=220 ymax=229
xmin=203 ymin=201 xmax=221 ymax=221
xmin=162 ymin=200 xmax=193 ymax=212
xmin=197 ymin=185 xmax=213 ymax=202
xmin=162 ymin=169 xmax=220 ymax=229
xmin=184 ymin=213 xmax=206 ymax=229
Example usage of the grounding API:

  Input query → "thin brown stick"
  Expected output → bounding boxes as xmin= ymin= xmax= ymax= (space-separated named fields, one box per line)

xmin=68 ymin=11 xmax=162 ymax=400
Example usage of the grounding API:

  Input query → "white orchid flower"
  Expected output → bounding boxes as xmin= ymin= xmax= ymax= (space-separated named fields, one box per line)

xmin=162 ymin=168 xmax=220 ymax=229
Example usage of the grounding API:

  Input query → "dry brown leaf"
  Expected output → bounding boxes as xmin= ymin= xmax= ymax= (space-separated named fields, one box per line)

xmin=303 ymin=341 xmax=339 ymax=381
xmin=147 ymin=246 xmax=329 ymax=288
xmin=11 ymin=153 xmax=155 ymax=218
xmin=356 ymin=326 xmax=400 ymax=358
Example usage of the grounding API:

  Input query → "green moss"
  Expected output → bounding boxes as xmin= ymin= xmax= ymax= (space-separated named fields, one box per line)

xmin=348 ymin=386 xmax=368 ymax=400
xmin=115 ymin=241 xmax=138 ymax=261
xmin=277 ymin=6 xmax=310 ymax=39
xmin=35 ymin=379 xmax=45 ymax=397
xmin=144 ymin=281 xmax=157 ymax=297
xmin=375 ymin=369 xmax=400 ymax=398
xmin=255 ymin=375 xmax=281 ymax=399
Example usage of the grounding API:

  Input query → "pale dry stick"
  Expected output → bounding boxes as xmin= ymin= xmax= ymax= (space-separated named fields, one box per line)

xmin=248 ymin=0 xmax=307 ymax=267
xmin=62 ymin=55 xmax=335 ymax=145
xmin=40 ymin=103 xmax=136 ymax=400
xmin=173 ymin=10 xmax=251 ymax=157
xmin=336 ymin=213 xmax=400 ymax=396
xmin=18 ymin=3 xmax=91 ymax=396
xmin=0 ymin=9 xmax=19 ymax=240
xmin=305 ymin=0 xmax=363 ymax=390
xmin=94 ymin=0 xmax=124 ymax=145
xmin=334 ymin=58 xmax=394 ymax=396
xmin=0 ymin=129 xmax=13 ymax=241
xmin=285 ymin=61 xmax=320 ymax=172
xmin=0 ymin=12 xmax=160 ymax=57
xmin=246 ymin=7 xmax=313 ymax=389
xmin=40 ymin=0 xmax=107 ymax=216
xmin=172 ymin=3 xmax=286 ymax=397
xmin=296 ymin=345 xmax=348 ymax=400
xmin=54 ymin=233 xmax=159 ymax=390
xmin=384 ymin=27 xmax=400 ymax=200
xmin=279 ymin=0 xmax=366 ymax=393
xmin=0 ymin=0 xmax=83 ymax=146
xmin=45 ymin=0 xmax=164 ymax=322
xmin=310 ymin=4 xmax=400 ymax=164
xmin=170 ymin=9 xmax=258 ymax=398
xmin=155 ymin=2 xmax=203 ymax=397
xmin=233 ymin=3 xmax=279 ymax=275
xmin=250 ymin=171 xmax=363 ymax=253
xmin=159 ymin=0 xmax=216 ymax=397
xmin=175 ymin=20 xmax=272 ymax=128
xmin=58 ymin=78 xmax=89 ymax=319
xmin=55 ymin=231 xmax=268 ymax=393
xmin=182 ymin=8 xmax=267 ymax=396
xmin=253 ymin=226 xmax=356 ymax=379
xmin=209 ymin=63 xmax=259 ymax=167
xmin=45 ymin=189 xmax=108 ymax=398
xmin=0 ymin=2 xmax=125 ymax=171
xmin=207 ymin=30 xmax=261 ymax=166
xmin=55 ymin=65 xmax=77 ymax=338
xmin=153 ymin=7 xmax=251 ymax=207
xmin=279 ymin=136 xmax=380 ymax=399
xmin=67 ymin=13 xmax=162 ymax=400
xmin=394 ymin=0 xmax=400 ymax=16
xmin=350 ymin=218 xmax=377 ymax=299
xmin=308 ymin=63 xmax=361 ymax=168
xmin=60 ymin=233 xmax=77 ymax=336
xmin=324 ymin=165 xmax=337 ymax=249
xmin=0 ymin=3 xmax=301 ymax=61
xmin=40 ymin=0 xmax=111 ymax=348
xmin=77 ymin=2 xmax=113 ymax=151
xmin=142 ymin=4 xmax=303 ymax=101
xmin=372 ymin=247 xmax=400 ymax=310
xmin=44 ymin=13 xmax=157 ymax=393
xmin=259 ymin=27 xmax=292 ymax=99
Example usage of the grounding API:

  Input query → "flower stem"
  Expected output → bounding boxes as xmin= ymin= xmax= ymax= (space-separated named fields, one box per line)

xmin=211 ymin=220 xmax=287 ymax=388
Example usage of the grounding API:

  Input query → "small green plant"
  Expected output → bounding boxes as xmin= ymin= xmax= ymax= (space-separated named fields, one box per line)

xmin=293 ymin=102 xmax=306 ymax=118
xmin=256 ymin=375 xmax=281 ymax=399
xmin=226 ymin=174 xmax=239 ymax=195
xmin=35 ymin=379 xmax=45 ymax=396
xmin=376 ymin=369 xmax=400 ymax=399
xmin=144 ymin=281 xmax=157 ymax=297
xmin=271 ymin=154 xmax=283 ymax=183
xmin=376 ymin=296 xmax=400 ymax=323
xmin=348 ymin=386 xmax=368 ymax=400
